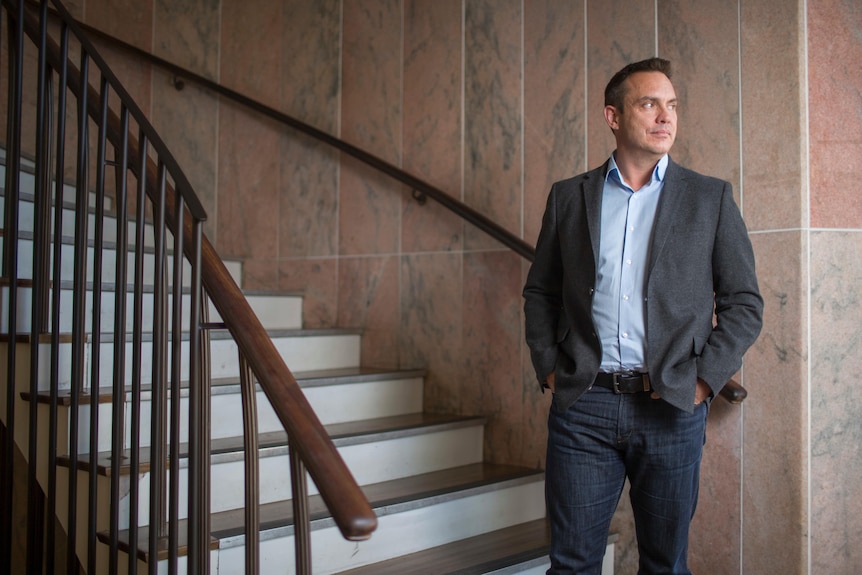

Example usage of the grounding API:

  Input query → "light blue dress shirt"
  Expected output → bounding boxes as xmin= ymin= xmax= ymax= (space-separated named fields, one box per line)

xmin=593 ymin=153 xmax=667 ymax=373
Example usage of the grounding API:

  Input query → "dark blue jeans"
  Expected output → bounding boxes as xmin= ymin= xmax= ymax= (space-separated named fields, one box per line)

xmin=545 ymin=385 xmax=708 ymax=575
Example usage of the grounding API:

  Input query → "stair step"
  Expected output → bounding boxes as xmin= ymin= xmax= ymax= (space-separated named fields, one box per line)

xmin=18 ymin=326 xmax=361 ymax=392
xmin=61 ymin=412 xmax=486 ymax=523
xmin=106 ymin=462 xmax=544 ymax=567
xmin=336 ymin=517 xmax=550 ymax=575
xmin=217 ymin=462 xmax=545 ymax=573
xmin=335 ymin=520 xmax=618 ymax=575
xmin=68 ymin=411 xmax=483 ymax=478
xmin=0 ymin=278 xmax=302 ymax=333
xmin=2 ymin=229 xmax=194 ymax=287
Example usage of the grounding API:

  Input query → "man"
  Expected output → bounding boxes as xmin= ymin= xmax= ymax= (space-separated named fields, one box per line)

xmin=523 ymin=58 xmax=763 ymax=574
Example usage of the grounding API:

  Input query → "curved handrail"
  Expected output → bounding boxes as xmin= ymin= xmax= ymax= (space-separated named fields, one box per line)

xmin=18 ymin=0 xmax=376 ymax=543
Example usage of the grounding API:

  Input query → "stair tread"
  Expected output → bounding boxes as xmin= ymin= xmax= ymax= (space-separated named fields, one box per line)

xmin=104 ymin=462 xmax=543 ymax=561
xmin=10 ymin=325 xmax=361 ymax=345
xmin=59 ymin=411 xmax=486 ymax=475
xmin=336 ymin=517 xmax=551 ymax=575
xmin=26 ymin=366 xmax=426 ymax=404
xmin=214 ymin=462 xmax=541 ymax=540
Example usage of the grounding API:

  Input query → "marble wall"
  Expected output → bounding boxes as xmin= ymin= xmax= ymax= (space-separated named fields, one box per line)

xmin=45 ymin=0 xmax=861 ymax=573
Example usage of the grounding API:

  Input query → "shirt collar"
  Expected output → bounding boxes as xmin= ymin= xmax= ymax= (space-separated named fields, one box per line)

xmin=606 ymin=153 xmax=669 ymax=188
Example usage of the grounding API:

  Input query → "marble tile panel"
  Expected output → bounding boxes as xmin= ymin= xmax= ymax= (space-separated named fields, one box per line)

xmin=338 ymin=255 xmax=400 ymax=368
xmin=216 ymin=102 xmax=281 ymax=261
xmin=220 ymin=0 xmax=282 ymax=110
xmin=808 ymin=0 xmax=862 ymax=229
xmin=282 ymin=0 xmax=341 ymax=133
xmin=279 ymin=135 xmax=340 ymax=258
xmin=153 ymin=0 xmax=220 ymax=80
xmin=339 ymin=156 xmax=403 ymax=255
xmin=809 ymin=232 xmax=862 ymax=573
xmin=586 ymin=0 xmax=656 ymax=168
xmin=342 ymin=0 xmax=402 ymax=161
xmin=64 ymin=0 xmax=84 ymax=18
xmin=690 ymin=399 xmax=742 ymax=575
xmin=402 ymin=0 xmax=464 ymax=254
xmin=278 ymin=0 xmax=341 ymax=258
xmin=84 ymin=0 xmax=153 ymax=50
xmin=462 ymin=251 xmax=524 ymax=463
xmin=523 ymin=0 xmax=586 ymax=246
xmin=240 ymin=257 xmax=279 ymax=292
xmin=88 ymin=38 xmax=154 ymax=118
xmin=463 ymin=0 xmax=522 ymax=251
xmin=400 ymin=253 xmax=465 ymax=413
xmin=150 ymin=68 xmax=219 ymax=239
xmin=658 ymin=0 xmax=740 ymax=188
xmin=277 ymin=257 xmax=339 ymax=329
xmin=743 ymin=231 xmax=808 ymax=575
xmin=740 ymin=0 xmax=806 ymax=232
xmin=340 ymin=0 xmax=404 ymax=255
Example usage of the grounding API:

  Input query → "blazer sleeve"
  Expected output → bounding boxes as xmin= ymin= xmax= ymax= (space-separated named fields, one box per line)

xmin=696 ymin=183 xmax=764 ymax=395
xmin=523 ymin=184 xmax=564 ymax=386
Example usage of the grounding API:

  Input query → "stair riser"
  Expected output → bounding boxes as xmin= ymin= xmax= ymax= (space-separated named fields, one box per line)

xmin=113 ymin=423 xmax=483 ymax=526
xmin=0 ymin=166 xmax=108 ymax=208
xmin=28 ymin=332 xmax=361 ymax=393
xmin=1 ymin=194 xmax=154 ymax=249
xmin=1 ymin=284 xmax=302 ymax=335
xmin=5 ymin=236 xmax=193 ymax=288
xmin=51 ymin=376 xmax=424 ymax=455
xmin=215 ymin=479 xmax=546 ymax=575
xmin=1 ymin=284 xmax=196 ymax=334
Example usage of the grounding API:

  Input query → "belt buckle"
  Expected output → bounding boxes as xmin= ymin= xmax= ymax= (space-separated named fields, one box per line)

xmin=611 ymin=373 xmax=624 ymax=394
xmin=611 ymin=371 xmax=648 ymax=394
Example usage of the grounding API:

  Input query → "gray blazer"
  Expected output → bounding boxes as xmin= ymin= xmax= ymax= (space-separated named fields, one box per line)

xmin=523 ymin=158 xmax=763 ymax=413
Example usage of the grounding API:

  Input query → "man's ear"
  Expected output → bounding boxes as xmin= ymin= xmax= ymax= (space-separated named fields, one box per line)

xmin=603 ymin=105 xmax=619 ymax=131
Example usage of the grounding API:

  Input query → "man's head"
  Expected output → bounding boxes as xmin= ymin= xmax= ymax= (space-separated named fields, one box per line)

xmin=604 ymin=57 xmax=672 ymax=110
xmin=603 ymin=58 xmax=678 ymax=163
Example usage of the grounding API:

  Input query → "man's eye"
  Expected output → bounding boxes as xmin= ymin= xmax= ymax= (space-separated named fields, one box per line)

xmin=643 ymin=102 xmax=654 ymax=109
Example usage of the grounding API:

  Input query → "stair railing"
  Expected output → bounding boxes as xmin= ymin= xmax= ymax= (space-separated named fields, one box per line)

xmin=54 ymin=7 xmax=749 ymax=406
xmin=0 ymin=2 xmax=375 ymax=575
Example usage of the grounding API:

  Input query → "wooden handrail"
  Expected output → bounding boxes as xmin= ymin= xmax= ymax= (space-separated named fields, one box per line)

xmin=16 ymin=0 xmax=377 ymax=544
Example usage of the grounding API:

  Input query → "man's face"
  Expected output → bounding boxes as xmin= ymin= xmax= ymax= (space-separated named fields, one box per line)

xmin=604 ymin=71 xmax=678 ymax=161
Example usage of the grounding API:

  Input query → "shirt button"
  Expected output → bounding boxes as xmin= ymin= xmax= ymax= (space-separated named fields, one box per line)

xmin=622 ymin=332 xmax=629 ymax=338
xmin=625 ymin=259 xmax=632 ymax=265
xmin=623 ymin=295 xmax=629 ymax=301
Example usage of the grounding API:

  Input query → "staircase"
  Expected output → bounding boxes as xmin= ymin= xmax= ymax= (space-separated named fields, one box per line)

xmin=1 ymin=158 xmax=619 ymax=574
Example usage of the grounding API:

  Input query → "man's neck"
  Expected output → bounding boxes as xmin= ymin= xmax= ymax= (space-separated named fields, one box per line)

xmin=613 ymin=152 xmax=663 ymax=191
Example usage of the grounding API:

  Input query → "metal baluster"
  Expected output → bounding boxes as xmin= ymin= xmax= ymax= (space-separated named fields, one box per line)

xmin=45 ymin=20 xmax=70 ymax=575
xmin=67 ymin=44 xmax=91 ymax=575
xmin=128 ymin=130 xmax=150 ymax=575
xmin=149 ymin=161 xmax=169 ymax=575
xmin=239 ymin=353 xmax=260 ymax=575
xmin=109 ymin=103 xmax=131 ymax=574
xmin=1 ymin=2 xmax=24 ymax=570
xmin=168 ymin=189 xmax=185 ymax=575
xmin=188 ymin=233 xmax=209 ymax=573
xmin=291 ymin=447 xmax=312 ymax=574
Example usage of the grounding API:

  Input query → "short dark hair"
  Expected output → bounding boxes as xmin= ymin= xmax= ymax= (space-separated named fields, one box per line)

xmin=604 ymin=57 xmax=672 ymax=109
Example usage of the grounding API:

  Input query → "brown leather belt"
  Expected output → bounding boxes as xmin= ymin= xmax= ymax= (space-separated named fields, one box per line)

xmin=593 ymin=372 xmax=651 ymax=394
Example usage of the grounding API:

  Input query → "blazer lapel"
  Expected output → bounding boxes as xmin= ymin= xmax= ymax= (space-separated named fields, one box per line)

xmin=648 ymin=158 xmax=684 ymax=275
xmin=583 ymin=161 xmax=609 ymax=266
